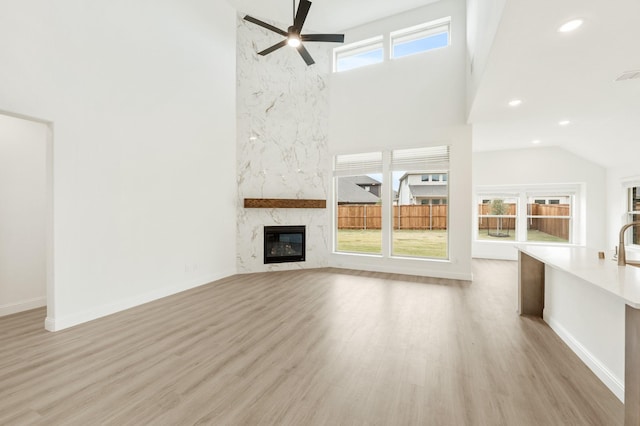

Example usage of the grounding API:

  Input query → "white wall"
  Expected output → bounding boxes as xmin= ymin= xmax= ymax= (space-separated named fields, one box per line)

xmin=329 ymin=0 xmax=473 ymax=281
xmin=0 ymin=0 xmax=237 ymax=330
xmin=235 ymin=15 xmax=331 ymax=273
xmin=0 ymin=115 xmax=47 ymax=316
xmin=465 ymin=0 xmax=506 ymax=115
xmin=473 ymin=146 xmax=607 ymax=259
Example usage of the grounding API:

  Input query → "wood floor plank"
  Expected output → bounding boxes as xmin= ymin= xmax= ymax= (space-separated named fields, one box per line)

xmin=0 ymin=260 xmax=623 ymax=425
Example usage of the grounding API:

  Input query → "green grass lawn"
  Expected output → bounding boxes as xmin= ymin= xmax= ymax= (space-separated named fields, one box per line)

xmin=337 ymin=228 xmax=567 ymax=258
xmin=336 ymin=229 xmax=447 ymax=258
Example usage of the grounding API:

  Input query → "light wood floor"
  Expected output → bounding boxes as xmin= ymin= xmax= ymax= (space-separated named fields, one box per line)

xmin=0 ymin=260 xmax=623 ymax=425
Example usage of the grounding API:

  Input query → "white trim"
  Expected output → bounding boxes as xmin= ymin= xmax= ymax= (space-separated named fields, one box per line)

xmin=543 ymin=312 xmax=624 ymax=402
xmin=0 ymin=297 xmax=46 ymax=317
xmin=44 ymin=271 xmax=234 ymax=332
xmin=620 ymin=176 xmax=640 ymax=188
xmin=475 ymin=184 xmax=581 ymax=246
xmin=390 ymin=16 xmax=451 ymax=59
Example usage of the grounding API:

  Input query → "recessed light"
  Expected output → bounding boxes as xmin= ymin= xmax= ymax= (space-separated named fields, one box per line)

xmin=558 ymin=120 xmax=571 ymax=126
xmin=558 ymin=19 xmax=583 ymax=33
xmin=249 ymin=135 xmax=258 ymax=141
xmin=532 ymin=139 xmax=541 ymax=145
xmin=508 ymin=99 xmax=523 ymax=107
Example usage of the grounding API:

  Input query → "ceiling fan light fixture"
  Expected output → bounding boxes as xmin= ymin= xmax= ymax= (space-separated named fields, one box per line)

xmin=244 ymin=0 xmax=344 ymax=66
xmin=287 ymin=36 xmax=301 ymax=48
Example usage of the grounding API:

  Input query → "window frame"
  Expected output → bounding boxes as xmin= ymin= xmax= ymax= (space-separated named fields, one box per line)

xmin=333 ymin=36 xmax=384 ymax=73
xmin=477 ymin=196 xmax=518 ymax=242
xmin=627 ymin=185 xmax=640 ymax=247
xmin=390 ymin=17 xmax=451 ymax=59
xmin=475 ymin=185 xmax=580 ymax=246
xmin=333 ymin=146 xmax=450 ymax=261
xmin=525 ymin=194 xmax=573 ymax=244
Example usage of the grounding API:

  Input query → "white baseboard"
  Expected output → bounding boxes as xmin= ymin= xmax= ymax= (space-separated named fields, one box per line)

xmin=544 ymin=312 xmax=624 ymax=402
xmin=0 ymin=297 xmax=46 ymax=317
xmin=45 ymin=271 xmax=234 ymax=332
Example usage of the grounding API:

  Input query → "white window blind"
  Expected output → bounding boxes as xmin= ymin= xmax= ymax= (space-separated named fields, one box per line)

xmin=391 ymin=19 xmax=450 ymax=46
xmin=334 ymin=151 xmax=383 ymax=177
xmin=390 ymin=145 xmax=449 ymax=171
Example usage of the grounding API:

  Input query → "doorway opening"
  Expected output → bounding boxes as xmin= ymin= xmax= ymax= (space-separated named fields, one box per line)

xmin=0 ymin=111 xmax=53 ymax=328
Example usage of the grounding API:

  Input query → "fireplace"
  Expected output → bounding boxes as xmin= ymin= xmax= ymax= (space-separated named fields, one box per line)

xmin=264 ymin=226 xmax=306 ymax=264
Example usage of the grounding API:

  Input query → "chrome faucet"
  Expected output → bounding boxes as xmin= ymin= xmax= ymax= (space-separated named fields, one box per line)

xmin=618 ymin=221 xmax=640 ymax=266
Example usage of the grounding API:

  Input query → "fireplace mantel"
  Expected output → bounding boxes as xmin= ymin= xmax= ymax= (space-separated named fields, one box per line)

xmin=243 ymin=198 xmax=326 ymax=209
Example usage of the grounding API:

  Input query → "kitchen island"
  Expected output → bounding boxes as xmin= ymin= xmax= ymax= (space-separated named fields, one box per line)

xmin=517 ymin=245 xmax=640 ymax=425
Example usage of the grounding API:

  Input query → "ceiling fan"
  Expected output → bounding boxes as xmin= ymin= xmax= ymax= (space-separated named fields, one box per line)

xmin=244 ymin=0 xmax=345 ymax=66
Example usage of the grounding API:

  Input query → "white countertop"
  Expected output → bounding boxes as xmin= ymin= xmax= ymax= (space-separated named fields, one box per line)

xmin=517 ymin=245 xmax=640 ymax=308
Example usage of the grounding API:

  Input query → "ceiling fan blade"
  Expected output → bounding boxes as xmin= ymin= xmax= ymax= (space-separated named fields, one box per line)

xmin=244 ymin=15 xmax=288 ymax=37
xmin=258 ymin=40 xmax=288 ymax=56
xmin=297 ymin=43 xmax=315 ymax=66
xmin=293 ymin=0 xmax=312 ymax=31
xmin=301 ymin=34 xmax=345 ymax=43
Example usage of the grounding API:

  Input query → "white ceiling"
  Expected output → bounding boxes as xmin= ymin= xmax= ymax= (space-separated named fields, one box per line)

xmin=227 ymin=0 xmax=439 ymax=33
xmin=469 ymin=0 xmax=640 ymax=169
xmin=228 ymin=0 xmax=640 ymax=169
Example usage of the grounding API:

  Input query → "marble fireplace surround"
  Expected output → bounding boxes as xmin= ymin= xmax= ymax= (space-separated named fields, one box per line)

xmin=236 ymin=14 xmax=331 ymax=274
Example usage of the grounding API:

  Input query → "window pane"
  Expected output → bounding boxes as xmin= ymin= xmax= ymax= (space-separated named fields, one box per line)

xmin=477 ymin=198 xmax=516 ymax=241
xmin=393 ymin=170 xmax=448 ymax=258
xmin=527 ymin=218 xmax=570 ymax=243
xmin=335 ymin=36 xmax=384 ymax=73
xmin=526 ymin=197 xmax=570 ymax=243
xmin=393 ymin=31 xmax=448 ymax=58
xmin=629 ymin=187 xmax=640 ymax=244
xmin=336 ymin=175 xmax=382 ymax=254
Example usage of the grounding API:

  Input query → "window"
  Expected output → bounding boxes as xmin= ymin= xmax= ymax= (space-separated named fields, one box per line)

xmin=392 ymin=146 xmax=449 ymax=259
xmin=527 ymin=196 xmax=571 ymax=243
xmin=334 ymin=152 xmax=383 ymax=254
xmin=477 ymin=197 xmax=517 ymax=241
xmin=628 ymin=186 xmax=640 ymax=245
xmin=334 ymin=36 xmax=383 ymax=72
xmin=421 ymin=174 xmax=429 ymax=182
xmin=391 ymin=17 xmax=450 ymax=59
xmin=476 ymin=189 xmax=576 ymax=244
xmin=334 ymin=146 xmax=450 ymax=260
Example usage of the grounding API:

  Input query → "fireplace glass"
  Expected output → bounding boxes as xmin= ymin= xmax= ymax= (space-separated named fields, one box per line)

xmin=264 ymin=226 xmax=306 ymax=264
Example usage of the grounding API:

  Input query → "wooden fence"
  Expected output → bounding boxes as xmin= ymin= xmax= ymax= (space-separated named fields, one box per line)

xmin=337 ymin=203 xmax=570 ymax=239
xmin=337 ymin=205 xmax=447 ymax=230
xmin=477 ymin=203 xmax=570 ymax=240
xmin=477 ymin=203 xmax=517 ymax=233
xmin=528 ymin=204 xmax=570 ymax=240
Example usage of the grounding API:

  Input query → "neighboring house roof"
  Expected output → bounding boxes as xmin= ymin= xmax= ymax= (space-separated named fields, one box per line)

xmin=408 ymin=185 xmax=448 ymax=197
xmin=340 ymin=175 xmax=381 ymax=186
xmin=338 ymin=179 xmax=381 ymax=204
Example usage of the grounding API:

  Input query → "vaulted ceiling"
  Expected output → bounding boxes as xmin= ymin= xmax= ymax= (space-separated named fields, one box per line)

xmin=227 ymin=0 xmax=441 ymax=33
xmin=469 ymin=0 xmax=640 ymax=169
xmin=229 ymin=0 xmax=640 ymax=169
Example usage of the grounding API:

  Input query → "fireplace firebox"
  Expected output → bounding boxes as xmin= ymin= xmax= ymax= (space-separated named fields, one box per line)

xmin=264 ymin=226 xmax=306 ymax=264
